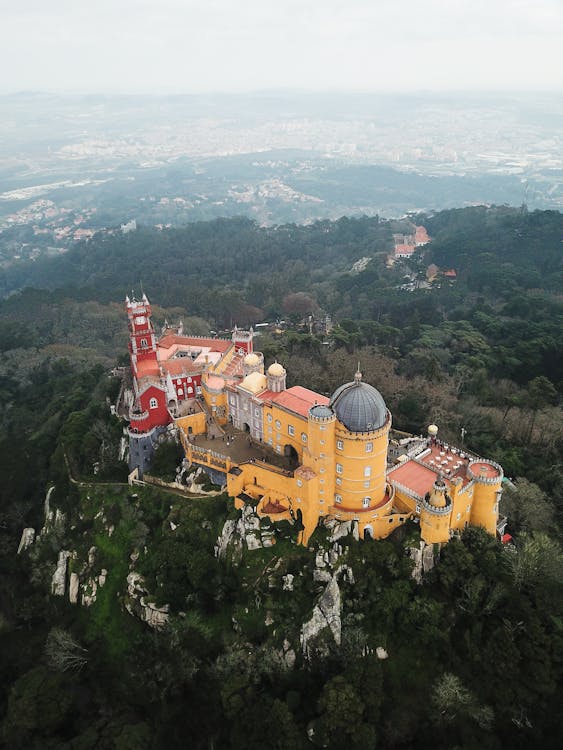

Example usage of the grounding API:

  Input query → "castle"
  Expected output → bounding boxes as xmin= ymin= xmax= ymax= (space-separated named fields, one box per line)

xmin=125 ymin=294 xmax=505 ymax=547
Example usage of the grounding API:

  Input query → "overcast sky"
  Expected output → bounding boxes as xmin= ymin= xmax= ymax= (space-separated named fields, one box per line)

xmin=1 ymin=0 xmax=562 ymax=93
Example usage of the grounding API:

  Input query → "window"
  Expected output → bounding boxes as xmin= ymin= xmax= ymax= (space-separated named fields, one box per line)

xmin=297 ymin=479 xmax=303 ymax=487
xmin=267 ymin=414 xmax=272 ymax=423
xmin=140 ymin=338 xmax=147 ymax=348
xmin=268 ymin=438 xmax=273 ymax=446
xmin=364 ymin=466 xmax=371 ymax=477
xmin=320 ymin=467 xmax=325 ymax=473
xmin=366 ymin=442 xmax=373 ymax=453
xmin=363 ymin=497 xmax=370 ymax=508
xmin=336 ymin=463 xmax=343 ymax=474
xmin=288 ymin=425 xmax=295 ymax=436
xmin=301 ymin=432 xmax=307 ymax=443
xmin=337 ymin=439 xmax=344 ymax=450
xmin=319 ymin=453 xmax=325 ymax=459
xmin=229 ymin=396 xmax=235 ymax=405
xmin=177 ymin=388 xmax=183 ymax=396
xmin=275 ymin=419 xmax=281 ymax=429
xmin=320 ymin=425 xmax=326 ymax=431
xmin=320 ymin=478 xmax=325 ymax=484
xmin=456 ymin=512 xmax=461 ymax=521
xmin=320 ymin=439 xmax=325 ymax=445
xmin=335 ymin=494 xmax=342 ymax=504
xmin=187 ymin=387 xmax=193 ymax=394
xmin=255 ymin=408 xmax=260 ymax=418
xmin=276 ymin=444 xmax=281 ymax=453
xmin=364 ymin=481 xmax=370 ymax=488
xmin=336 ymin=477 xmax=342 ymax=486
xmin=149 ymin=397 xmax=158 ymax=409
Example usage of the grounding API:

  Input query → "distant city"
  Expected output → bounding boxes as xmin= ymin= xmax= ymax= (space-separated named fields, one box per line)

xmin=1 ymin=91 xmax=561 ymax=266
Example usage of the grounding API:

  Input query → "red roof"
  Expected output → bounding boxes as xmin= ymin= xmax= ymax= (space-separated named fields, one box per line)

xmin=158 ymin=334 xmax=231 ymax=352
xmin=271 ymin=386 xmax=329 ymax=418
xmin=502 ymin=533 xmax=513 ymax=544
xmin=395 ymin=244 xmax=416 ymax=255
xmin=162 ymin=359 xmax=198 ymax=376
xmin=444 ymin=269 xmax=457 ymax=278
xmin=135 ymin=359 xmax=160 ymax=378
xmin=415 ymin=226 xmax=430 ymax=243
xmin=389 ymin=460 xmax=438 ymax=498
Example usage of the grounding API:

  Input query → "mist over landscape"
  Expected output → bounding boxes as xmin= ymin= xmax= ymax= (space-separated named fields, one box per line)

xmin=1 ymin=1 xmax=562 ymax=749
xmin=1 ymin=90 xmax=562 ymax=266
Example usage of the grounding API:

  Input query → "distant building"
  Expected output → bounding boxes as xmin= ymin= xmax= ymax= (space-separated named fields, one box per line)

xmin=121 ymin=219 xmax=137 ymax=234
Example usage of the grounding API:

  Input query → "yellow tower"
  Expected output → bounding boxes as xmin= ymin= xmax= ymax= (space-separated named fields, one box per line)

xmin=328 ymin=370 xmax=391 ymax=518
xmin=420 ymin=476 xmax=453 ymax=544
xmin=467 ymin=460 xmax=503 ymax=535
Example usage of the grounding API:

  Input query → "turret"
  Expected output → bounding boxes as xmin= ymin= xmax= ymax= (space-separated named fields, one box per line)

xmin=420 ymin=476 xmax=453 ymax=544
xmin=467 ymin=460 xmax=503 ymax=535
xmin=329 ymin=369 xmax=391 ymax=513
xmin=267 ymin=361 xmax=286 ymax=392
xmin=243 ymin=351 xmax=264 ymax=376
xmin=232 ymin=326 xmax=254 ymax=354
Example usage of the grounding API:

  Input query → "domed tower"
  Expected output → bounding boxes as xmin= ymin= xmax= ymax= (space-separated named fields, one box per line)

xmin=267 ymin=362 xmax=286 ymax=393
xmin=467 ymin=459 xmax=503 ymax=535
xmin=329 ymin=369 xmax=391 ymax=513
xmin=420 ymin=475 xmax=453 ymax=544
xmin=243 ymin=351 xmax=264 ymax=376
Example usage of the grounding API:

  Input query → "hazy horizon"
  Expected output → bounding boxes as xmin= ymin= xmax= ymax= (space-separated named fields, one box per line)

xmin=1 ymin=1 xmax=561 ymax=94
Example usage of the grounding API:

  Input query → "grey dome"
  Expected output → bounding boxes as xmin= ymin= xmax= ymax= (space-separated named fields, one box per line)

xmin=330 ymin=372 xmax=387 ymax=433
xmin=309 ymin=404 xmax=334 ymax=419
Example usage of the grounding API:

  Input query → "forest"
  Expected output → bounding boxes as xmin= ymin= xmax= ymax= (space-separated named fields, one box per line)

xmin=0 ymin=205 xmax=561 ymax=748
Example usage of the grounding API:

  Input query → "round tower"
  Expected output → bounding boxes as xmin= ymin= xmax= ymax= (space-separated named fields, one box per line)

xmin=467 ymin=459 xmax=503 ymax=535
xmin=329 ymin=370 xmax=391 ymax=513
xmin=420 ymin=476 xmax=453 ymax=544
xmin=243 ymin=351 xmax=264 ymax=376
xmin=267 ymin=361 xmax=286 ymax=392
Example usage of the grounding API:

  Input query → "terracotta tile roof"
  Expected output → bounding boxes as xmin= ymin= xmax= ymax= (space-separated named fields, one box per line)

xmin=135 ymin=359 xmax=160 ymax=378
xmin=395 ymin=244 xmax=416 ymax=254
xmin=162 ymin=359 xmax=198 ymax=376
xmin=415 ymin=226 xmax=430 ymax=243
xmin=271 ymin=386 xmax=329 ymax=418
xmin=158 ymin=334 xmax=231 ymax=353
xmin=389 ymin=460 xmax=438 ymax=498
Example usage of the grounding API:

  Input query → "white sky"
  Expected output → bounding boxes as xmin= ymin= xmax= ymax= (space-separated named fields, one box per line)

xmin=1 ymin=0 xmax=562 ymax=93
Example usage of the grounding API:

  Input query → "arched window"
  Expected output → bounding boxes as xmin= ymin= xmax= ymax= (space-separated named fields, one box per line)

xmin=149 ymin=397 xmax=158 ymax=409
xmin=140 ymin=338 xmax=148 ymax=348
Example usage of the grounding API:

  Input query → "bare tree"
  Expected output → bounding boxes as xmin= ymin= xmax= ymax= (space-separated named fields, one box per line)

xmin=45 ymin=627 xmax=88 ymax=673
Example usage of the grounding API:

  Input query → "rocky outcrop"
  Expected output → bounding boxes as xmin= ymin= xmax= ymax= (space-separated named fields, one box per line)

xmin=17 ymin=528 xmax=35 ymax=554
xmin=69 ymin=572 xmax=80 ymax=604
xmin=301 ymin=573 xmax=342 ymax=660
xmin=126 ymin=572 xmax=169 ymax=630
xmin=409 ymin=541 xmax=435 ymax=583
xmin=51 ymin=550 xmax=71 ymax=596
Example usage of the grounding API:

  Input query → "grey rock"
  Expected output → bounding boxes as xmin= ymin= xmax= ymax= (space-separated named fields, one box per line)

xmin=51 ymin=550 xmax=70 ymax=596
xmin=69 ymin=572 xmax=79 ymax=604
xmin=17 ymin=528 xmax=35 ymax=554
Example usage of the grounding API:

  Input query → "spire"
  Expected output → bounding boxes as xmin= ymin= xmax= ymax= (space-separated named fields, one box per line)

xmin=354 ymin=362 xmax=362 ymax=385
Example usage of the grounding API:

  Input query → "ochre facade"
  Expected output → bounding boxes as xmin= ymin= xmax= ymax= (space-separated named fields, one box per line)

xmin=126 ymin=295 xmax=504 ymax=546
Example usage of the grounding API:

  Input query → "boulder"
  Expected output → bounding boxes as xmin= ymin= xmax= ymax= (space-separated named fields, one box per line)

xmin=17 ymin=528 xmax=35 ymax=554
xmin=282 ymin=573 xmax=294 ymax=591
xmin=51 ymin=550 xmax=70 ymax=596
xmin=69 ymin=572 xmax=79 ymax=604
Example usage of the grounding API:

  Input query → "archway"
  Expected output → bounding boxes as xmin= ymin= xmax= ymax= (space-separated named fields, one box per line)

xmin=243 ymin=423 xmax=250 ymax=433
xmin=284 ymin=444 xmax=299 ymax=466
xmin=363 ymin=525 xmax=374 ymax=540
